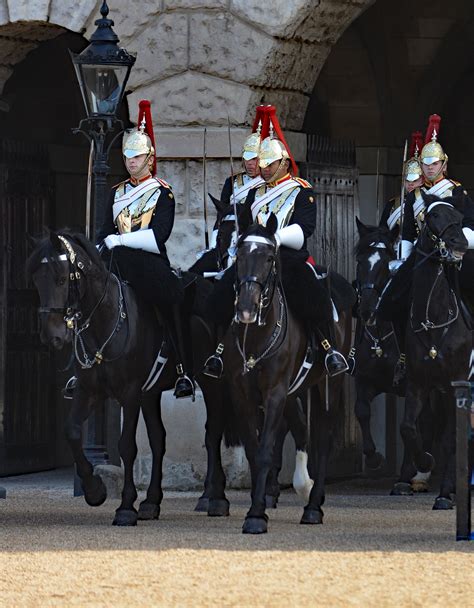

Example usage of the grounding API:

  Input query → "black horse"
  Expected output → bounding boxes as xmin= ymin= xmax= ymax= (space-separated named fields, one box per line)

xmin=221 ymin=216 xmax=353 ymax=534
xmin=28 ymin=231 xmax=230 ymax=524
xmin=353 ymin=218 xmax=434 ymax=492
xmin=190 ymin=198 xmax=314 ymax=513
xmin=393 ymin=196 xmax=470 ymax=509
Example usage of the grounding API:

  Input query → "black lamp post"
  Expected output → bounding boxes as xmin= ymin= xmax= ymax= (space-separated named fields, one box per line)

xmin=69 ymin=1 xmax=135 ymax=491
xmin=70 ymin=0 xmax=136 ymax=239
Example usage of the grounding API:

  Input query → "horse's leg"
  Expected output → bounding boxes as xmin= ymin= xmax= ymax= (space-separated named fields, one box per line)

xmin=397 ymin=386 xmax=435 ymax=490
xmin=301 ymin=382 xmax=339 ymax=524
xmin=137 ymin=391 xmax=165 ymax=520
xmin=287 ymin=395 xmax=314 ymax=505
xmin=65 ymin=390 xmax=107 ymax=507
xmin=354 ymin=379 xmax=385 ymax=470
xmin=113 ymin=395 xmax=141 ymax=526
xmin=433 ymin=391 xmax=456 ymax=510
xmin=204 ymin=382 xmax=230 ymax=517
xmin=410 ymin=396 xmax=433 ymax=492
xmin=265 ymin=414 xmax=289 ymax=509
xmin=242 ymin=387 xmax=287 ymax=535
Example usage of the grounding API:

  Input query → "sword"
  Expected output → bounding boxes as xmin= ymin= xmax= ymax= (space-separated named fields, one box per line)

xmin=202 ymin=127 xmax=209 ymax=249
xmin=375 ymin=148 xmax=380 ymax=224
xmin=85 ymin=139 xmax=94 ymax=240
xmin=398 ymin=139 xmax=408 ymax=259
xmin=227 ymin=114 xmax=240 ymax=238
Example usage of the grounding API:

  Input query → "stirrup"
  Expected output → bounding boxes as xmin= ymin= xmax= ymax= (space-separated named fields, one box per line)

xmin=203 ymin=344 xmax=224 ymax=379
xmin=321 ymin=339 xmax=349 ymax=377
xmin=62 ymin=376 xmax=77 ymax=400
xmin=173 ymin=365 xmax=195 ymax=401
xmin=346 ymin=347 xmax=356 ymax=376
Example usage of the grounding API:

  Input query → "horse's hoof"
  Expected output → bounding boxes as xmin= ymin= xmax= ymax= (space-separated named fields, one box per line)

xmin=83 ymin=475 xmax=107 ymax=507
xmin=194 ymin=496 xmax=209 ymax=512
xmin=113 ymin=508 xmax=138 ymax=526
xmin=300 ymin=507 xmax=323 ymax=525
xmin=265 ymin=495 xmax=278 ymax=509
xmin=432 ymin=496 xmax=454 ymax=511
xmin=390 ymin=482 xmax=413 ymax=496
xmin=242 ymin=517 xmax=268 ymax=534
xmin=416 ymin=452 xmax=435 ymax=474
xmin=137 ymin=502 xmax=160 ymax=520
xmin=411 ymin=480 xmax=430 ymax=493
xmin=365 ymin=452 xmax=385 ymax=471
xmin=208 ymin=498 xmax=230 ymax=517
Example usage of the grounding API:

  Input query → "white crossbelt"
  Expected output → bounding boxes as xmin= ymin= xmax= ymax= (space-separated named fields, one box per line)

xmin=113 ymin=178 xmax=161 ymax=220
xmin=232 ymin=175 xmax=264 ymax=204
xmin=251 ymin=179 xmax=299 ymax=220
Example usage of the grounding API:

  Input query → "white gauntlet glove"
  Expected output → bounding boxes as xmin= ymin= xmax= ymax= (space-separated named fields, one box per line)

xmin=462 ymin=227 xmax=474 ymax=249
xmin=104 ymin=229 xmax=160 ymax=254
xmin=274 ymin=224 xmax=304 ymax=250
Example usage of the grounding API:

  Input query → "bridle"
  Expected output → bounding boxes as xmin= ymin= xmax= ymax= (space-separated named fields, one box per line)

xmin=38 ymin=235 xmax=128 ymax=368
xmin=235 ymin=235 xmax=278 ymax=327
xmin=356 ymin=240 xmax=394 ymax=313
xmin=415 ymin=202 xmax=464 ymax=267
xmin=233 ymin=234 xmax=287 ymax=373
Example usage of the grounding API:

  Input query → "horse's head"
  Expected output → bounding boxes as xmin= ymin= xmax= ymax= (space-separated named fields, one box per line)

xmin=27 ymin=231 xmax=102 ymax=350
xmin=355 ymin=217 xmax=397 ymax=326
xmin=420 ymin=192 xmax=467 ymax=261
xmin=235 ymin=214 xmax=279 ymax=324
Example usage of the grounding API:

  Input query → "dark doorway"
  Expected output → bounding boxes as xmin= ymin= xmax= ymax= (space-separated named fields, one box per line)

xmin=0 ymin=30 xmax=128 ymax=475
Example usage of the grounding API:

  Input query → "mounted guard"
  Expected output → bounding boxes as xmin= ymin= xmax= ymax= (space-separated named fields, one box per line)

xmin=97 ymin=99 xmax=194 ymax=399
xmin=205 ymin=105 xmax=349 ymax=378
xmin=378 ymin=113 xmax=474 ymax=382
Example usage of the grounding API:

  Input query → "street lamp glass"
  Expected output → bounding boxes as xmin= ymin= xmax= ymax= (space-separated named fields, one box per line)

xmin=74 ymin=63 xmax=130 ymax=116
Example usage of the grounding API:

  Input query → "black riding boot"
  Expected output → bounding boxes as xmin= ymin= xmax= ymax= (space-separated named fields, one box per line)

xmin=168 ymin=305 xmax=195 ymax=400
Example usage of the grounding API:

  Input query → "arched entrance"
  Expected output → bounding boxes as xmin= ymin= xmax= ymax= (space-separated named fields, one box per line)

xmin=0 ymin=27 xmax=128 ymax=475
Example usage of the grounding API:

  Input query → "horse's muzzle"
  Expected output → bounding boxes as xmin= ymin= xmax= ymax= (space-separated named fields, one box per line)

xmin=237 ymin=308 xmax=258 ymax=324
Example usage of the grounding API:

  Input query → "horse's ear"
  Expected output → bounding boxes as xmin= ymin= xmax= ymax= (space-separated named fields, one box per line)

xmin=355 ymin=216 xmax=369 ymax=236
xmin=50 ymin=232 xmax=63 ymax=253
xmin=389 ymin=225 xmax=399 ymax=242
xmin=266 ymin=213 xmax=278 ymax=236
xmin=208 ymin=193 xmax=228 ymax=216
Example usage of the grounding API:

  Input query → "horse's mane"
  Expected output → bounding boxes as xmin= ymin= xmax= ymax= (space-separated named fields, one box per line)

xmin=354 ymin=225 xmax=396 ymax=257
xmin=423 ymin=193 xmax=466 ymax=215
xmin=27 ymin=230 xmax=105 ymax=278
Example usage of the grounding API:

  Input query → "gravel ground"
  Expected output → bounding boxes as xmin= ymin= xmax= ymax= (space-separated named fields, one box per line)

xmin=0 ymin=469 xmax=472 ymax=607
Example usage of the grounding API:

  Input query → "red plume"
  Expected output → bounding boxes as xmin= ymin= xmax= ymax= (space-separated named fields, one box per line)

xmin=424 ymin=114 xmax=441 ymax=145
xmin=251 ymin=105 xmax=266 ymax=133
xmin=259 ymin=105 xmax=271 ymax=141
xmin=265 ymin=105 xmax=298 ymax=176
xmin=409 ymin=131 xmax=423 ymax=157
xmin=137 ymin=99 xmax=156 ymax=175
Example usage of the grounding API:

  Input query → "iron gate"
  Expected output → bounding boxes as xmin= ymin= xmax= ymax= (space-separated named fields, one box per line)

xmin=0 ymin=139 xmax=56 ymax=475
xmin=301 ymin=134 xmax=362 ymax=477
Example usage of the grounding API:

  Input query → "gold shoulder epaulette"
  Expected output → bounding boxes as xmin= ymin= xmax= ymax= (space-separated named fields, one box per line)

xmin=449 ymin=179 xmax=461 ymax=187
xmin=156 ymin=177 xmax=172 ymax=189
xmin=294 ymin=176 xmax=312 ymax=188
xmin=113 ymin=179 xmax=129 ymax=189
xmin=256 ymin=184 xmax=267 ymax=197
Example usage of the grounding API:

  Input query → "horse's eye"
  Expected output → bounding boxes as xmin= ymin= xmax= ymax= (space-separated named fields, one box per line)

xmin=58 ymin=277 xmax=66 ymax=286
xmin=432 ymin=212 xmax=438 ymax=219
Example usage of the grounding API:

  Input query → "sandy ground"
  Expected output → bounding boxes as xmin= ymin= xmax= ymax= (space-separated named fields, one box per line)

xmin=0 ymin=470 xmax=472 ymax=607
